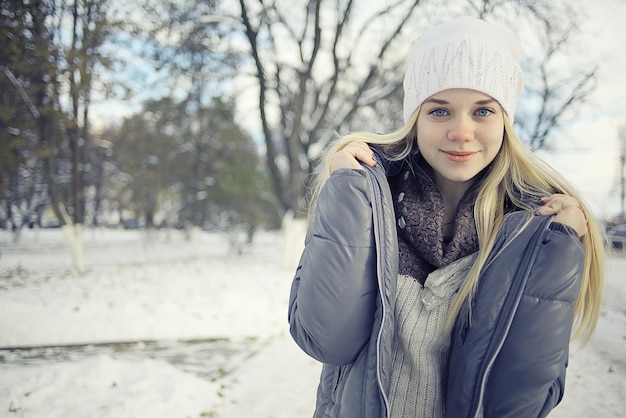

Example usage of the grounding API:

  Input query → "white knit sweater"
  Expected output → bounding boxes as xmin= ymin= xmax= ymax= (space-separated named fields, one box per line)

xmin=388 ymin=254 xmax=476 ymax=418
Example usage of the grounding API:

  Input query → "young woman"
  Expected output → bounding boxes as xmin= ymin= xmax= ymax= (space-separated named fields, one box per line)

xmin=288 ymin=16 xmax=605 ymax=418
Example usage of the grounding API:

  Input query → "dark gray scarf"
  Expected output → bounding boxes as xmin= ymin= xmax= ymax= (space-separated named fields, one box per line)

xmin=391 ymin=156 xmax=480 ymax=286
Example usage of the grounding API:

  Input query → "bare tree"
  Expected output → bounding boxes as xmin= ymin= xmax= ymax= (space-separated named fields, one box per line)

xmin=1 ymin=0 xmax=116 ymax=270
xmin=45 ymin=0 xmax=115 ymax=271
xmin=511 ymin=1 xmax=597 ymax=149
xmin=1 ymin=0 xmax=59 ymax=237
xmin=236 ymin=0 xmax=598 ymax=220
xmin=238 ymin=0 xmax=423 ymax=217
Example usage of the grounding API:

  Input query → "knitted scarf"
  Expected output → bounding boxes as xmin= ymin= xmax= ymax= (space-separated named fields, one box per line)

xmin=391 ymin=156 xmax=480 ymax=286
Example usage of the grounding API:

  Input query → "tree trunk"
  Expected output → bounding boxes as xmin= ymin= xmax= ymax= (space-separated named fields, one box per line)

xmin=62 ymin=223 xmax=85 ymax=272
xmin=281 ymin=211 xmax=308 ymax=270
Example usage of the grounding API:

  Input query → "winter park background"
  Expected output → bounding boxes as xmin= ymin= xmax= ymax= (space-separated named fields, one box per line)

xmin=0 ymin=226 xmax=625 ymax=418
xmin=3 ymin=1 xmax=626 ymax=417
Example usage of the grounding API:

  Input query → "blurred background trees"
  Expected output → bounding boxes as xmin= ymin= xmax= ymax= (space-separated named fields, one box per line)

xmin=109 ymin=97 xmax=277 ymax=230
xmin=0 ymin=0 xmax=617 ymax=268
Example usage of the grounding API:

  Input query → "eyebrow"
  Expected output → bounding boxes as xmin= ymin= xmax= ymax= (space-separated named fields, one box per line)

xmin=423 ymin=98 xmax=497 ymax=105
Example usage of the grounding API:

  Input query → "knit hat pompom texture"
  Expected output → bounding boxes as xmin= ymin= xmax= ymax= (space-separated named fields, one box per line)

xmin=403 ymin=16 xmax=524 ymax=124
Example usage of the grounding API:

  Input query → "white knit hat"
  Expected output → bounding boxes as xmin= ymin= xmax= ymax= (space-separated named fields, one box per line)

xmin=403 ymin=16 xmax=524 ymax=124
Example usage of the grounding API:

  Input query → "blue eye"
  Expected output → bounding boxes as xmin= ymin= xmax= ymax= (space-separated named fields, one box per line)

xmin=430 ymin=108 xmax=448 ymax=117
xmin=475 ymin=108 xmax=493 ymax=117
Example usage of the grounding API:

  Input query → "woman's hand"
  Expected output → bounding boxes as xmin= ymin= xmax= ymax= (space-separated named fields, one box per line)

xmin=330 ymin=142 xmax=377 ymax=173
xmin=535 ymin=194 xmax=588 ymax=238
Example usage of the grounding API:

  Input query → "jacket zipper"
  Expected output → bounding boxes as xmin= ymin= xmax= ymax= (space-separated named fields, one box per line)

xmin=470 ymin=216 xmax=553 ymax=417
xmin=365 ymin=166 xmax=392 ymax=418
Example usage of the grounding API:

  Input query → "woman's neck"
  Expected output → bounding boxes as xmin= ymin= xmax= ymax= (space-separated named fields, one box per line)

xmin=435 ymin=175 xmax=476 ymax=223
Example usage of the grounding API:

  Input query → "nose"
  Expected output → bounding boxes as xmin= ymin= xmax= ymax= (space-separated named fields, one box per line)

xmin=448 ymin=115 xmax=474 ymax=142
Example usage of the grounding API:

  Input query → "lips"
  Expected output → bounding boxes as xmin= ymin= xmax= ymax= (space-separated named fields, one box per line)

xmin=442 ymin=150 xmax=477 ymax=162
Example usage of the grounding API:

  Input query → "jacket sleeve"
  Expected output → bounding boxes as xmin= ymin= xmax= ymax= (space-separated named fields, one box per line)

xmin=483 ymin=221 xmax=584 ymax=417
xmin=288 ymin=168 xmax=378 ymax=366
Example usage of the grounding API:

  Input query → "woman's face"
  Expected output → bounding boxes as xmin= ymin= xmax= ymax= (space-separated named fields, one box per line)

xmin=416 ymin=88 xmax=505 ymax=194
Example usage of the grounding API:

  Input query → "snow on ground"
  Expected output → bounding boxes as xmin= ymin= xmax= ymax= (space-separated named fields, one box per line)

xmin=0 ymin=227 xmax=624 ymax=417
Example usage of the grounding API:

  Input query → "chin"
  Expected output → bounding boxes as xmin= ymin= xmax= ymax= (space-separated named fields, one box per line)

xmin=443 ymin=172 xmax=480 ymax=183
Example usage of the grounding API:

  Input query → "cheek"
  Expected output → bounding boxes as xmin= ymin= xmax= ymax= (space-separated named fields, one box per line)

xmin=486 ymin=124 xmax=505 ymax=149
xmin=486 ymin=132 xmax=505 ymax=163
xmin=415 ymin=123 xmax=435 ymax=150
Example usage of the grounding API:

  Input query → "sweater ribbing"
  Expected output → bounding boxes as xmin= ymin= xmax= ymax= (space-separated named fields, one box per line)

xmin=389 ymin=274 xmax=451 ymax=418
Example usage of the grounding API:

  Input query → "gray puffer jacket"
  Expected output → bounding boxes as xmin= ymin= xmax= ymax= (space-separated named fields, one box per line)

xmin=288 ymin=156 xmax=584 ymax=418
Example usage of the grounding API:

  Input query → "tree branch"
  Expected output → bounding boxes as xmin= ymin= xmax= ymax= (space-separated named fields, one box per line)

xmin=239 ymin=0 xmax=288 ymax=211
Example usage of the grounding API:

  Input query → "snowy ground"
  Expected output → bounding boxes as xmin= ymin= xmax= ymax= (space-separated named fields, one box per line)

xmin=0 ymin=227 xmax=624 ymax=417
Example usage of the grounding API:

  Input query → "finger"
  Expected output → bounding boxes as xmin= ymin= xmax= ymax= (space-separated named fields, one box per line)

xmin=330 ymin=143 xmax=376 ymax=172
xmin=534 ymin=206 xmax=558 ymax=217
xmin=537 ymin=194 xmax=589 ymax=237
xmin=333 ymin=143 xmax=376 ymax=169
xmin=540 ymin=194 xmax=566 ymax=209
xmin=330 ymin=150 xmax=362 ymax=171
xmin=342 ymin=142 xmax=377 ymax=166
xmin=539 ymin=194 xmax=579 ymax=212
xmin=540 ymin=194 xmax=560 ymax=203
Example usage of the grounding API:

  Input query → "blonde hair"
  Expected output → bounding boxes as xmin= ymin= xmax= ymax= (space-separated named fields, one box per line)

xmin=310 ymin=109 xmax=605 ymax=342
xmin=308 ymin=111 xmax=420 ymax=210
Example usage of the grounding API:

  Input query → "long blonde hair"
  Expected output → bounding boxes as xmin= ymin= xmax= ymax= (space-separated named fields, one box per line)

xmin=310 ymin=109 xmax=605 ymax=342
